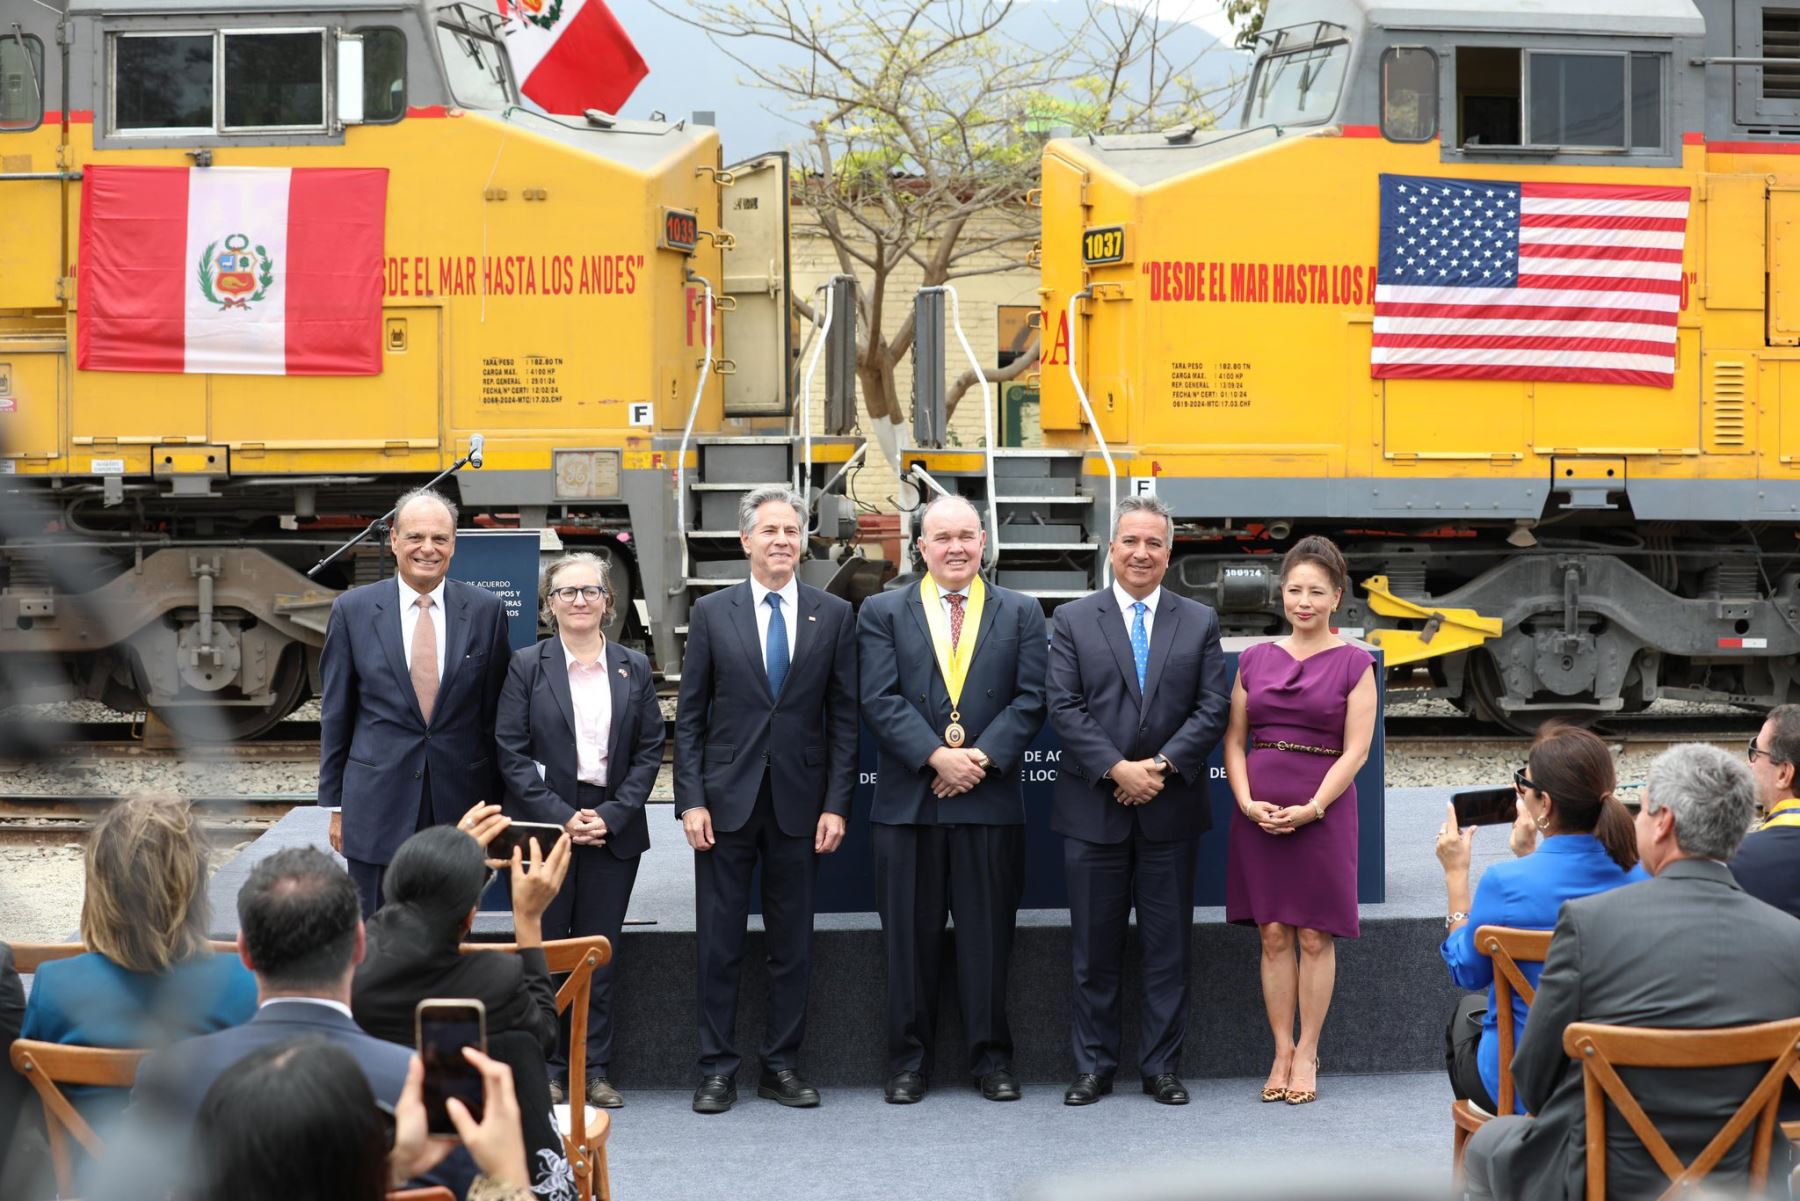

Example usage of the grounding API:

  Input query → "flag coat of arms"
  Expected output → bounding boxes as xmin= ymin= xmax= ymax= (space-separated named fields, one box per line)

xmin=1372 ymin=173 xmax=1691 ymax=388
xmin=76 ymin=165 xmax=388 ymax=376
xmin=500 ymin=0 xmax=647 ymax=115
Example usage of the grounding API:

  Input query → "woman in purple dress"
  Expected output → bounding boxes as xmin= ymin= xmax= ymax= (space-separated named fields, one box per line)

xmin=1223 ymin=536 xmax=1377 ymax=1106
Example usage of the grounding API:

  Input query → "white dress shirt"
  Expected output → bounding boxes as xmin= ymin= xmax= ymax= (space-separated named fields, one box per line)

xmin=564 ymin=636 xmax=612 ymax=787
xmin=259 ymin=996 xmax=355 ymax=1020
xmin=398 ymin=575 xmax=448 ymax=679
xmin=749 ymin=575 xmax=800 ymax=669
xmin=1113 ymin=581 xmax=1161 ymax=643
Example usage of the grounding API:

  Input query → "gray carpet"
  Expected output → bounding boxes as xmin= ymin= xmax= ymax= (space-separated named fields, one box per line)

xmin=599 ymin=1071 xmax=1455 ymax=1201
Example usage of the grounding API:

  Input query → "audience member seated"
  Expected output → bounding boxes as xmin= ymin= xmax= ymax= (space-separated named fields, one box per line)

xmin=19 ymin=794 xmax=255 ymax=1124
xmin=1732 ymin=703 xmax=1800 ymax=919
xmin=1435 ymin=725 xmax=1644 ymax=1113
xmin=351 ymin=819 xmax=572 ymax=1196
xmin=118 ymin=846 xmax=471 ymax=1198
xmin=189 ymin=1039 xmax=533 ymax=1201
xmin=1463 ymin=743 xmax=1800 ymax=1201
xmin=0 ymin=941 xmax=26 ymax=1181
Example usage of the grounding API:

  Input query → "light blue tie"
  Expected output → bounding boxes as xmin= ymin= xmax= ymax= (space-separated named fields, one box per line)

xmin=1130 ymin=600 xmax=1149 ymax=693
xmin=765 ymin=592 xmax=789 ymax=696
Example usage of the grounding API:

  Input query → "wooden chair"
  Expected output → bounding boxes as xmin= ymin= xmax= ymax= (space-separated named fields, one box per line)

xmin=1451 ymin=926 xmax=1554 ymax=1180
xmin=8 ymin=1040 xmax=149 ymax=1195
xmin=1562 ymin=1016 xmax=1800 ymax=1200
xmin=462 ymin=936 xmax=613 ymax=1201
xmin=13 ymin=939 xmax=241 ymax=973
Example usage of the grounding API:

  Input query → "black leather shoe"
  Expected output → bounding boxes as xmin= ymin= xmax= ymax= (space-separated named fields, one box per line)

xmin=978 ymin=1067 xmax=1022 ymax=1101
xmin=757 ymin=1068 xmax=821 ymax=1107
xmin=1063 ymin=1072 xmax=1114 ymax=1106
xmin=1142 ymin=1073 xmax=1190 ymax=1105
xmin=691 ymin=1074 xmax=736 ymax=1114
xmin=547 ymin=1078 xmax=566 ymax=1106
xmin=586 ymin=1077 xmax=623 ymax=1109
xmin=884 ymin=1071 xmax=927 ymax=1104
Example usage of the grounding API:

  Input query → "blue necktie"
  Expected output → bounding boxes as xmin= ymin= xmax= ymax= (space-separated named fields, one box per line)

xmin=765 ymin=592 xmax=789 ymax=696
xmin=1130 ymin=600 xmax=1150 ymax=693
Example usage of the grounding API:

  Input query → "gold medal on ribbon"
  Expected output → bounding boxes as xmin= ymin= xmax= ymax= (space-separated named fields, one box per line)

xmin=920 ymin=574 xmax=986 ymax=747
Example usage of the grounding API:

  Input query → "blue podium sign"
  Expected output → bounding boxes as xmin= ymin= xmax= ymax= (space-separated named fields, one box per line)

xmin=807 ymin=636 xmax=1385 ymax=914
xmin=448 ymin=529 xmax=543 ymax=651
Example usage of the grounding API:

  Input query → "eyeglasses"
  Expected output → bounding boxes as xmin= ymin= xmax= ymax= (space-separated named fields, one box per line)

xmin=1514 ymin=767 xmax=1538 ymax=794
xmin=1747 ymin=737 xmax=1789 ymax=766
xmin=550 ymin=585 xmax=606 ymax=602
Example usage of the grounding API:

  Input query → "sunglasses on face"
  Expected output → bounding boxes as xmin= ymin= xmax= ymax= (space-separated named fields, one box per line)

xmin=1514 ymin=767 xmax=1538 ymax=794
xmin=1748 ymin=737 xmax=1775 ymax=764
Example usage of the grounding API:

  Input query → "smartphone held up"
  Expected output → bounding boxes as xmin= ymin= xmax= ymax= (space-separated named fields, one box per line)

xmin=416 ymin=998 xmax=487 ymax=1136
xmin=1450 ymin=786 xmax=1520 ymax=829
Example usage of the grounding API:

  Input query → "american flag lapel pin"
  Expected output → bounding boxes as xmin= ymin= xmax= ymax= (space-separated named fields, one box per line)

xmin=617 ymin=666 xmax=628 ymax=677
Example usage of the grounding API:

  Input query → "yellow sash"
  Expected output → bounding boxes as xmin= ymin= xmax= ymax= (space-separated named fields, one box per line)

xmin=919 ymin=573 xmax=986 ymax=712
xmin=1759 ymin=799 xmax=1800 ymax=831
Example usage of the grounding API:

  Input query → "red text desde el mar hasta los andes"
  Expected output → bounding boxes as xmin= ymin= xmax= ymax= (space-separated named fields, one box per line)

xmin=383 ymin=254 xmax=647 ymax=298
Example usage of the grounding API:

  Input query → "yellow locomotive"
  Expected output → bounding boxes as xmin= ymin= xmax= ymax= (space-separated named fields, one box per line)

xmin=908 ymin=0 xmax=1800 ymax=727
xmin=0 ymin=0 xmax=864 ymax=737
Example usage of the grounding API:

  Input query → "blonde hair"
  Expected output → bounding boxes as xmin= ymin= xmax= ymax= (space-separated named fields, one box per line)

xmin=80 ymin=794 xmax=212 ymax=973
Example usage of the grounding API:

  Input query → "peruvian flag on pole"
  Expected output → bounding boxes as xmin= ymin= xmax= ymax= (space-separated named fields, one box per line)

xmin=77 ymin=165 xmax=388 ymax=376
xmin=499 ymin=0 xmax=648 ymax=115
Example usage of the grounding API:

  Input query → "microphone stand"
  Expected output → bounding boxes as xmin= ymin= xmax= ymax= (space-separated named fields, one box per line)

xmin=306 ymin=445 xmax=484 ymax=579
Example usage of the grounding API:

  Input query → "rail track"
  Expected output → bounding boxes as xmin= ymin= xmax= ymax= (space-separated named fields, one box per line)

xmin=0 ymin=793 xmax=304 ymax=847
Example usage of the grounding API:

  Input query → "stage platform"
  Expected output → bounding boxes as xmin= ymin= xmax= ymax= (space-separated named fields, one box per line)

xmin=206 ymin=788 xmax=1500 ymax=1089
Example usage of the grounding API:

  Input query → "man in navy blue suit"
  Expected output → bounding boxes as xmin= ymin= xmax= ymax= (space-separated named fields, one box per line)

xmin=1046 ymin=494 xmax=1229 ymax=1106
xmin=319 ymin=488 xmax=512 ymax=916
xmin=858 ymin=494 xmax=1047 ymax=1104
xmin=673 ymin=485 xmax=858 ymax=1114
xmin=123 ymin=847 xmax=473 ymax=1197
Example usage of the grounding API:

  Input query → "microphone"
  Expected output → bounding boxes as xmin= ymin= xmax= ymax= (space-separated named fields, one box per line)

xmin=468 ymin=433 xmax=485 ymax=469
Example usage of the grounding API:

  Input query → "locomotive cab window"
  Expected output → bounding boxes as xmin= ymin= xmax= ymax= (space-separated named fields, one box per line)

xmin=111 ymin=29 xmax=338 ymax=135
xmin=1245 ymin=23 xmax=1350 ymax=128
xmin=223 ymin=31 xmax=325 ymax=130
xmin=1381 ymin=47 xmax=1438 ymax=141
xmin=1455 ymin=46 xmax=1663 ymax=152
xmin=0 ymin=32 xmax=44 ymax=131
xmin=361 ymin=28 xmax=407 ymax=123
xmin=436 ymin=22 xmax=515 ymax=110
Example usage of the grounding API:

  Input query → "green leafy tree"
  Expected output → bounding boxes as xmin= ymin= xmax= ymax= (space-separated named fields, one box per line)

xmin=1225 ymin=0 xmax=1268 ymax=49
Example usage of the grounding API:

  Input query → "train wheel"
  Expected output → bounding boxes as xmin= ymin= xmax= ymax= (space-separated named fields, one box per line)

xmin=145 ymin=645 xmax=310 ymax=742
xmin=1466 ymin=654 xmax=1559 ymax=736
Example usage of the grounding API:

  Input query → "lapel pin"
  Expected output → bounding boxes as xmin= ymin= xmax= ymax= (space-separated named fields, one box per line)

xmin=617 ymin=667 xmax=629 ymax=677
xmin=807 ymin=615 xmax=817 ymax=622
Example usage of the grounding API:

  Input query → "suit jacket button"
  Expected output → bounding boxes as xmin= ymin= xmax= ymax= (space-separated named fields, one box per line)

xmin=1139 ymin=724 xmax=1148 ymax=733
xmin=413 ymin=770 xmax=422 ymax=779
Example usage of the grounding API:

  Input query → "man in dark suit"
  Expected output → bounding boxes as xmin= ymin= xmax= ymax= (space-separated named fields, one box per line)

xmin=124 ymin=847 xmax=473 ymax=1198
xmin=319 ymin=487 xmax=512 ymax=916
xmin=1046 ymin=494 xmax=1229 ymax=1106
xmin=1732 ymin=704 xmax=1800 ymax=919
xmin=858 ymin=494 xmax=1047 ymax=1104
xmin=673 ymin=485 xmax=857 ymax=1114
xmin=1464 ymin=743 xmax=1800 ymax=1201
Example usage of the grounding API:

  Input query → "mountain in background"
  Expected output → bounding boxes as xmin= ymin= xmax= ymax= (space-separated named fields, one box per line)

xmin=612 ymin=0 xmax=1252 ymax=156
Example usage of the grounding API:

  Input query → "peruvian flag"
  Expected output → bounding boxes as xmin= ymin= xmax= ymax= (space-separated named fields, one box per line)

xmin=77 ymin=165 xmax=387 ymax=376
xmin=499 ymin=0 xmax=647 ymax=115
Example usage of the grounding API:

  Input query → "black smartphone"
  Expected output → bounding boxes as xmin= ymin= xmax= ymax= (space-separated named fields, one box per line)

xmin=1452 ymin=786 xmax=1520 ymax=828
xmin=416 ymin=998 xmax=486 ymax=1135
xmin=484 ymin=820 xmax=564 ymax=861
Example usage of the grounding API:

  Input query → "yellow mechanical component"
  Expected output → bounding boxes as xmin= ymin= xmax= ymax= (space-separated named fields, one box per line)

xmin=1360 ymin=575 xmax=1502 ymax=668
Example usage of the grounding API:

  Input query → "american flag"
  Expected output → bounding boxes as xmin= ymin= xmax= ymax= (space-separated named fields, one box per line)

xmin=1372 ymin=174 xmax=1691 ymax=388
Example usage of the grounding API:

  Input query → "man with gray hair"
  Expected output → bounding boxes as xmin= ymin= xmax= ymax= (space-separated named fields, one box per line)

xmin=673 ymin=484 xmax=857 ymax=1113
xmin=1046 ymin=492 xmax=1228 ymax=1106
xmin=319 ymin=488 xmax=512 ymax=916
xmin=1463 ymin=742 xmax=1800 ymax=1200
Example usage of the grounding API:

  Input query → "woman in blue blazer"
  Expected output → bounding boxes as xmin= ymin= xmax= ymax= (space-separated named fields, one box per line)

xmin=494 ymin=552 xmax=663 ymax=1109
xmin=1435 ymin=725 xmax=1645 ymax=1112
xmin=21 ymin=795 xmax=256 ymax=1124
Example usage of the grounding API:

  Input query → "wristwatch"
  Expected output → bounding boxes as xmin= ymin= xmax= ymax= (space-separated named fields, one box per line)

xmin=1152 ymin=753 xmax=1171 ymax=774
xmin=975 ymin=750 xmax=995 ymax=772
